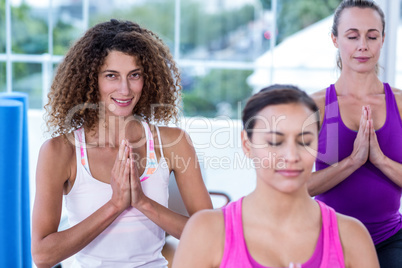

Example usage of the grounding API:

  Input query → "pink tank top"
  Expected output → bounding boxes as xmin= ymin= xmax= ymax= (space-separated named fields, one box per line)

xmin=220 ymin=198 xmax=345 ymax=268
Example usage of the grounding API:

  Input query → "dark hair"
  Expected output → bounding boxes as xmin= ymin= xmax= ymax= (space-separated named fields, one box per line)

xmin=332 ymin=0 xmax=385 ymax=72
xmin=242 ymin=84 xmax=319 ymax=138
xmin=45 ymin=19 xmax=181 ymax=137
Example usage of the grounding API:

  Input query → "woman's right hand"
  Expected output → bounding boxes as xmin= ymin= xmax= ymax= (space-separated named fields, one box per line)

xmin=110 ymin=139 xmax=132 ymax=212
xmin=350 ymin=106 xmax=370 ymax=167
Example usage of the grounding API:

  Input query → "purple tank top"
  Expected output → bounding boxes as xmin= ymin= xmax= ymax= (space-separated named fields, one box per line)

xmin=219 ymin=198 xmax=345 ymax=268
xmin=315 ymin=83 xmax=402 ymax=244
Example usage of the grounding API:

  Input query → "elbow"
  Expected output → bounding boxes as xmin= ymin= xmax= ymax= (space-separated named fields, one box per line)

xmin=32 ymin=245 xmax=59 ymax=268
xmin=32 ymin=255 xmax=53 ymax=268
xmin=307 ymin=180 xmax=318 ymax=197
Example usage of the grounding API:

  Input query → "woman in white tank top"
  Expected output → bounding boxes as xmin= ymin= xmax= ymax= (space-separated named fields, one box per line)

xmin=32 ymin=19 xmax=213 ymax=268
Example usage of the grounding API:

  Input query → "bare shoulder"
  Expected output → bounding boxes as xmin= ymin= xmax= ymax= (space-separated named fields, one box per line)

xmin=336 ymin=213 xmax=379 ymax=268
xmin=336 ymin=212 xmax=368 ymax=238
xmin=310 ymin=88 xmax=327 ymax=110
xmin=185 ymin=209 xmax=225 ymax=250
xmin=186 ymin=209 xmax=225 ymax=232
xmin=173 ymin=209 xmax=225 ymax=267
xmin=155 ymin=125 xmax=194 ymax=153
xmin=40 ymin=135 xmax=75 ymax=161
xmin=391 ymin=86 xmax=402 ymax=114
xmin=310 ymin=89 xmax=327 ymax=125
xmin=38 ymin=135 xmax=75 ymax=183
xmin=156 ymin=126 xmax=190 ymax=144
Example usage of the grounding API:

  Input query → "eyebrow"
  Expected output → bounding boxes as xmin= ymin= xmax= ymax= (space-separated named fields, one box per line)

xmin=100 ymin=68 xmax=142 ymax=74
xmin=264 ymin=131 xmax=315 ymax=137
xmin=345 ymin=28 xmax=380 ymax=34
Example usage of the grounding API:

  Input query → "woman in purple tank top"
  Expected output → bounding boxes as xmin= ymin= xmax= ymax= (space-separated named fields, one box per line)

xmin=173 ymin=85 xmax=378 ymax=268
xmin=309 ymin=1 xmax=402 ymax=267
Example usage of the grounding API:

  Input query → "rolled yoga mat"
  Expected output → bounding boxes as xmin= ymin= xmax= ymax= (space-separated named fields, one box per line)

xmin=0 ymin=92 xmax=31 ymax=268
xmin=0 ymin=99 xmax=23 ymax=267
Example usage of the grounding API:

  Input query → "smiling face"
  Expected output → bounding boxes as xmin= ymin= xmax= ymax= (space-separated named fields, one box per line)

xmin=242 ymin=103 xmax=318 ymax=194
xmin=332 ymin=7 xmax=384 ymax=74
xmin=98 ymin=50 xmax=144 ymax=117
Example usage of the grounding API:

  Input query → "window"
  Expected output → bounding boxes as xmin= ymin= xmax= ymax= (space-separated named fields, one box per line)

xmin=3 ymin=0 xmax=401 ymax=113
xmin=3 ymin=0 xmax=401 ymax=205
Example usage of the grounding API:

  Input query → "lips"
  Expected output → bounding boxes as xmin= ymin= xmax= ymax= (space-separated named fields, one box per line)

xmin=276 ymin=169 xmax=303 ymax=177
xmin=354 ymin=57 xmax=370 ymax=63
xmin=112 ymin=97 xmax=134 ymax=107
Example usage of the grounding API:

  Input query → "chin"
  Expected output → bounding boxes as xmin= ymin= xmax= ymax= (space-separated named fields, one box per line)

xmin=106 ymin=110 xmax=134 ymax=118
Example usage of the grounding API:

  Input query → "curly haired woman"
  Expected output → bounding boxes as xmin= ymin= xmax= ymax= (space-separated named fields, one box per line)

xmin=31 ymin=19 xmax=212 ymax=268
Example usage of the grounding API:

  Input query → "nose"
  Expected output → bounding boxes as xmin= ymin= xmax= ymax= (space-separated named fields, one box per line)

xmin=118 ymin=78 xmax=130 ymax=95
xmin=358 ymin=38 xmax=368 ymax=51
xmin=283 ymin=143 xmax=301 ymax=164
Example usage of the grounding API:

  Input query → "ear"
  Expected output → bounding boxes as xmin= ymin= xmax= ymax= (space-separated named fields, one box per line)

xmin=241 ymin=130 xmax=252 ymax=158
xmin=382 ymin=32 xmax=385 ymax=46
xmin=331 ymin=33 xmax=339 ymax=48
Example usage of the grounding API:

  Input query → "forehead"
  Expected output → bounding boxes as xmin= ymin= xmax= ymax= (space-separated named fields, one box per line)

xmin=253 ymin=103 xmax=317 ymax=133
xmin=102 ymin=51 xmax=140 ymax=67
xmin=338 ymin=7 xmax=383 ymax=31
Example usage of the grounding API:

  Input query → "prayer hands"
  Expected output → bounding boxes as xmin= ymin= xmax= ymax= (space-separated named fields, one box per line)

xmin=351 ymin=106 xmax=370 ymax=166
xmin=129 ymin=147 xmax=146 ymax=209
xmin=110 ymin=139 xmax=132 ymax=212
xmin=110 ymin=140 xmax=146 ymax=212
xmin=352 ymin=106 xmax=385 ymax=168
xmin=367 ymin=107 xmax=386 ymax=167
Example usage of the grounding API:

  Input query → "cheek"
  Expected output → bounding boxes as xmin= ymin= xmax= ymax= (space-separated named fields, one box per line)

xmin=301 ymin=150 xmax=317 ymax=170
xmin=303 ymin=142 xmax=318 ymax=161
xmin=373 ymin=43 xmax=383 ymax=54
xmin=251 ymin=149 xmax=284 ymax=170
xmin=134 ymin=81 xmax=144 ymax=95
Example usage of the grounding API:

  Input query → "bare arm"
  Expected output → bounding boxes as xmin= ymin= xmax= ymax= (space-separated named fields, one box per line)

xmin=130 ymin=127 xmax=213 ymax=239
xmin=31 ymin=138 xmax=132 ymax=267
xmin=172 ymin=209 xmax=224 ymax=268
xmin=374 ymin=157 xmax=402 ymax=187
xmin=337 ymin=214 xmax=379 ymax=268
xmin=367 ymin=89 xmax=402 ymax=187
xmin=369 ymin=118 xmax=402 ymax=187
xmin=309 ymin=157 xmax=362 ymax=196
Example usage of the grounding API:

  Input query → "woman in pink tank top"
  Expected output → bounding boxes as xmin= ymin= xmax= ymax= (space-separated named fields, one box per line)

xmin=173 ymin=85 xmax=379 ymax=268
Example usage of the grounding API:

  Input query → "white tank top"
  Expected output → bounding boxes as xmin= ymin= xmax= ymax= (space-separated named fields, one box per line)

xmin=65 ymin=122 xmax=170 ymax=267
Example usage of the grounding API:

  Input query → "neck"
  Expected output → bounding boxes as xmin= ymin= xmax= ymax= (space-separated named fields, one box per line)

xmin=335 ymin=70 xmax=383 ymax=97
xmin=246 ymin=181 xmax=316 ymax=226
xmin=90 ymin=114 xmax=143 ymax=148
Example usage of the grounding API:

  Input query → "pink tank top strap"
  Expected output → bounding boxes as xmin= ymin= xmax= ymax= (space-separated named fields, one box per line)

xmin=140 ymin=121 xmax=159 ymax=182
xmin=74 ymin=127 xmax=91 ymax=175
xmin=317 ymin=200 xmax=345 ymax=268
xmin=220 ymin=197 xmax=252 ymax=268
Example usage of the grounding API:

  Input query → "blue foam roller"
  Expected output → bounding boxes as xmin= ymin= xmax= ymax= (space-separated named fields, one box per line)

xmin=0 ymin=92 xmax=31 ymax=268
xmin=0 ymin=99 xmax=23 ymax=267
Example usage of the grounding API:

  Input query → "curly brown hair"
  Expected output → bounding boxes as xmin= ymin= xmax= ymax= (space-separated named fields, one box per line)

xmin=45 ymin=19 xmax=182 ymax=137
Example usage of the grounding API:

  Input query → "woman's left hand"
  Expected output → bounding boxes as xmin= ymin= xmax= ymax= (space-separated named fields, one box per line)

xmin=366 ymin=107 xmax=386 ymax=167
xmin=129 ymin=148 xmax=147 ymax=209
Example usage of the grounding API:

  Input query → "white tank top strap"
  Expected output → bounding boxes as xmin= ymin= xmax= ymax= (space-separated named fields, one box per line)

xmin=154 ymin=125 xmax=164 ymax=159
xmin=140 ymin=121 xmax=159 ymax=182
xmin=74 ymin=127 xmax=91 ymax=175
